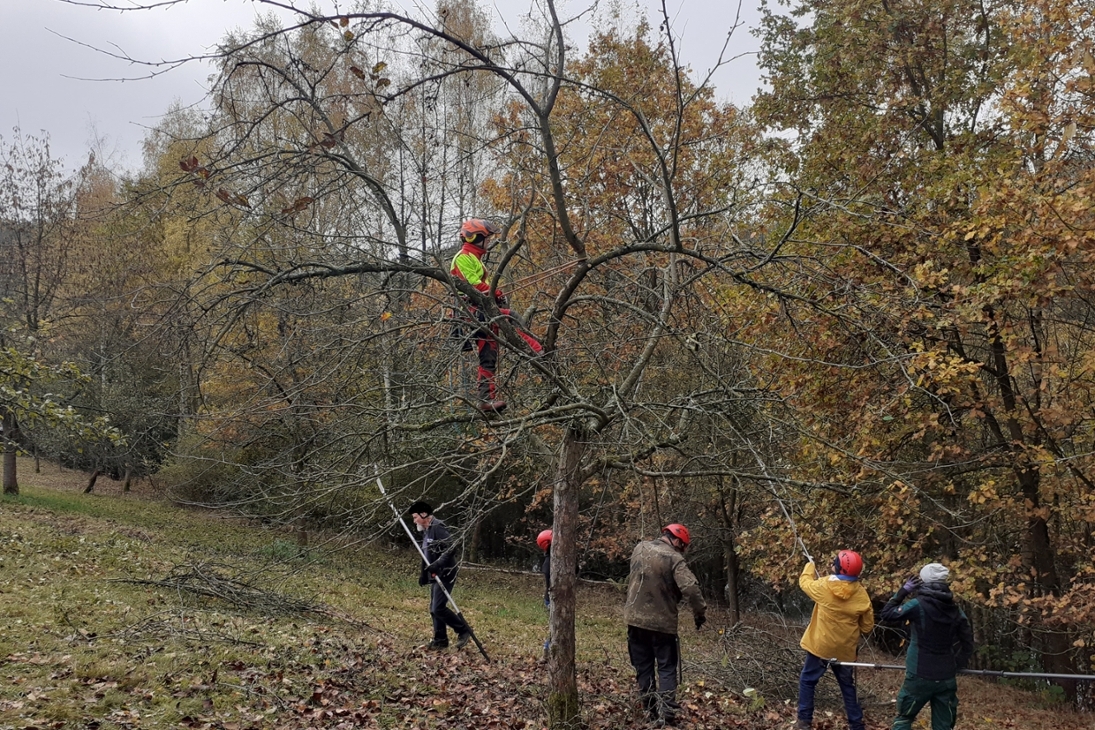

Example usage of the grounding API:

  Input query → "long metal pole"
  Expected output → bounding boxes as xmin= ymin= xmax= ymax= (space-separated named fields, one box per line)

xmin=375 ymin=477 xmax=490 ymax=662
xmin=830 ymin=660 xmax=1095 ymax=682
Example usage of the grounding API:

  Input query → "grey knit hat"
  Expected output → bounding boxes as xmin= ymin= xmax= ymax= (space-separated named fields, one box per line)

xmin=919 ymin=563 xmax=950 ymax=583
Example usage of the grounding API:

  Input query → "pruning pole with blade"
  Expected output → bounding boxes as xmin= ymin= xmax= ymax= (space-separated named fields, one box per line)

xmin=375 ymin=477 xmax=491 ymax=662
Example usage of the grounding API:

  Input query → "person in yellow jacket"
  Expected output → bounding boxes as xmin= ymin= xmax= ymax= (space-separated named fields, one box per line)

xmin=795 ymin=550 xmax=874 ymax=730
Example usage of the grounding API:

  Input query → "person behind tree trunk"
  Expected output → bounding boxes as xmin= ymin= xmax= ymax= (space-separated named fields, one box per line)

xmin=795 ymin=550 xmax=874 ymax=730
xmin=537 ymin=529 xmax=552 ymax=660
xmin=408 ymin=501 xmax=471 ymax=650
xmin=880 ymin=563 xmax=974 ymax=730
xmin=449 ymin=219 xmax=542 ymax=414
xmin=623 ymin=523 xmax=707 ymax=727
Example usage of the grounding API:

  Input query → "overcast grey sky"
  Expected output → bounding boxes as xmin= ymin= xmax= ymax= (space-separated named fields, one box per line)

xmin=1 ymin=0 xmax=763 ymax=174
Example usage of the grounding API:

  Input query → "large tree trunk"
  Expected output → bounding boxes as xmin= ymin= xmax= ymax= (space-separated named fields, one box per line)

xmin=547 ymin=426 xmax=585 ymax=729
xmin=986 ymin=316 xmax=1077 ymax=698
xmin=717 ymin=477 xmax=741 ymax=626
xmin=2 ymin=408 xmax=19 ymax=495
xmin=723 ymin=539 xmax=741 ymax=627
xmin=1018 ymin=463 xmax=1077 ymax=698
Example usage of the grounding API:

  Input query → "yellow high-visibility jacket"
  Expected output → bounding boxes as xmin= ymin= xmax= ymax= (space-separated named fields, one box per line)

xmin=798 ymin=562 xmax=874 ymax=662
xmin=450 ymin=243 xmax=491 ymax=293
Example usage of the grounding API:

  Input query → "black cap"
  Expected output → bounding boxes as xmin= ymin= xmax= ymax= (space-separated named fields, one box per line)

xmin=408 ymin=501 xmax=433 ymax=516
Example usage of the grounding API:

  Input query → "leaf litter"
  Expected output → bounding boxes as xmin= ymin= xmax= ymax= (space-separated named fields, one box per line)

xmin=2 ymin=476 xmax=1092 ymax=730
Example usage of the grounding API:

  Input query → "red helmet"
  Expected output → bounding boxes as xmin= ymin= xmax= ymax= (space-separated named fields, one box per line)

xmin=537 ymin=529 xmax=553 ymax=551
xmin=835 ymin=550 xmax=863 ymax=578
xmin=662 ymin=523 xmax=690 ymax=547
xmin=459 ymin=219 xmax=500 ymax=243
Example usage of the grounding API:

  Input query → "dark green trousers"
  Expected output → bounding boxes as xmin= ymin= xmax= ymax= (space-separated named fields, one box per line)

xmin=892 ymin=675 xmax=958 ymax=730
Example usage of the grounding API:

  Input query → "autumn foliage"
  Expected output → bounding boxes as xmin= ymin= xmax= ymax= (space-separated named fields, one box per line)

xmin=6 ymin=0 xmax=1095 ymax=721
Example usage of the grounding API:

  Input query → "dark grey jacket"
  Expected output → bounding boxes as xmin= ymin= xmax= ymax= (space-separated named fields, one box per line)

xmin=418 ymin=518 xmax=458 ymax=585
xmin=880 ymin=581 xmax=974 ymax=681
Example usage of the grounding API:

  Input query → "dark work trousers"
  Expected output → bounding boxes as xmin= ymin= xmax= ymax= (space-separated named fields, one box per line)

xmin=892 ymin=675 xmax=959 ymax=730
xmin=429 ymin=571 xmax=468 ymax=645
xmin=627 ymin=625 xmax=680 ymax=721
xmin=797 ymin=652 xmax=865 ymax=730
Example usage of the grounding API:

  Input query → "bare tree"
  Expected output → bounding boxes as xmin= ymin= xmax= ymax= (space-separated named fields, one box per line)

xmin=72 ymin=1 xmax=773 ymax=726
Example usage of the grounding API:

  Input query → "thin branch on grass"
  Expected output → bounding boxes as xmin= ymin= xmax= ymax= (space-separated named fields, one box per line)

xmin=111 ymin=561 xmax=378 ymax=631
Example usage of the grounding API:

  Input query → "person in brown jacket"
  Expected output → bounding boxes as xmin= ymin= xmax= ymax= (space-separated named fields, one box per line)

xmin=623 ymin=524 xmax=707 ymax=727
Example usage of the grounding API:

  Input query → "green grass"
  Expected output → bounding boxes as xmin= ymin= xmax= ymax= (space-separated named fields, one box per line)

xmin=3 ymin=468 xmax=1092 ymax=730
xmin=0 ymin=482 xmax=573 ymax=729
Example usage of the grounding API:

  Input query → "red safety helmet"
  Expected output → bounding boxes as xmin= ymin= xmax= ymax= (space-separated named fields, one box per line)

xmin=537 ymin=529 xmax=553 ymax=551
xmin=662 ymin=523 xmax=690 ymax=547
xmin=834 ymin=550 xmax=864 ymax=578
xmin=459 ymin=219 xmax=500 ymax=244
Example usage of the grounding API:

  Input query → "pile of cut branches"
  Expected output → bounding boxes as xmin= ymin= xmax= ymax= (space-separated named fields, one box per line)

xmin=114 ymin=561 xmax=372 ymax=629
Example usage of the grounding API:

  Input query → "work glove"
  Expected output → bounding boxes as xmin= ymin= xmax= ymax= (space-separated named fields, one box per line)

xmin=695 ymin=614 xmax=707 ymax=630
xmin=902 ymin=577 xmax=921 ymax=594
xmin=544 ymin=596 xmax=550 ymax=607
xmin=418 ymin=571 xmax=429 ymax=587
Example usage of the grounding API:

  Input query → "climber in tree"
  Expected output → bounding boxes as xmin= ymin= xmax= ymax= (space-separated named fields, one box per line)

xmin=450 ymin=219 xmax=542 ymax=413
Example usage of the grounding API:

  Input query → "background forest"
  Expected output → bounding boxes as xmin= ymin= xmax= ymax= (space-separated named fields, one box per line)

xmin=2 ymin=0 xmax=1094 ymax=723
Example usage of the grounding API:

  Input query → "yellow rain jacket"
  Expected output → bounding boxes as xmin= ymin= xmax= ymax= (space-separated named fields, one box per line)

xmin=798 ymin=562 xmax=874 ymax=662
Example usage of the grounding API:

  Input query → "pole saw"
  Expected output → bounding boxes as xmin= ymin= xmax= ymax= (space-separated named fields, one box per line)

xmin=375 ymin=477 xmax=491 ymax=662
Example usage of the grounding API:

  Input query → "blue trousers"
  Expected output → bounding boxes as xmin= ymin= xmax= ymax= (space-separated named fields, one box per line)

xmin=797 ymin=652 xmax=865 ymax=730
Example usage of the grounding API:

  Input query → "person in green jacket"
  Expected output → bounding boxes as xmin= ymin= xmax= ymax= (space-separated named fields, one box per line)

xmin=880 ymin=563 xmax=974 ymax=730
xmin=795 ymin=550 xmax=874 ymax=730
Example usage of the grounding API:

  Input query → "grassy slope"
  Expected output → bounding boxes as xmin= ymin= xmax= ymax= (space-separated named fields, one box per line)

xmin=0 ymin=459 xmax=1088 ymax=730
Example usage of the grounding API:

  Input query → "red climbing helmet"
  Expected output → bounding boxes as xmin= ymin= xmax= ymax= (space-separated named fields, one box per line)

xmin=537 ymin=529 xmax=553 ymax=551
xmin=662 ymin=523 xmax=690 ymax=547
xmin=834 ymin=549 xmax=863 ymax=578
xmin=459 ymin=219 xmax=500 ymax=243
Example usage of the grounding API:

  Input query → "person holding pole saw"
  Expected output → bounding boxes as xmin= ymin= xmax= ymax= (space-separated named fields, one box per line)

xmin=408 ymin=501 xmax=473 ymax=651
xmin=879 ymin=563 xmax=974 ymax=730
xmin=795 ymin=549 xmax=873 ymax=730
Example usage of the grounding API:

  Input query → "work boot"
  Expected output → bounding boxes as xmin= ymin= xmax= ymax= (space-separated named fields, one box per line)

xmin=479 ymin=399 xmax=507 ymax=414
xmin=456 ymin=631 xmax=472 ymax=649
xmin=641 ymin=697 xmax=658 ymax=723
xmin=477 ymin=372 xmax=507 ymax=413
xmin=794 ymin=720 xmax=811 ymax=730
xmin=426 ymin=640 xmax=449 ymax=651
